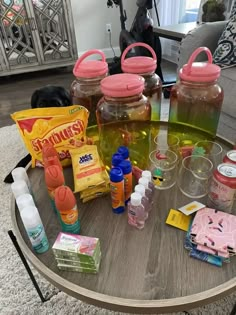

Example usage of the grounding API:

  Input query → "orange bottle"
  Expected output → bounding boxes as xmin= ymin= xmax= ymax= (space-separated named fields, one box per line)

xmin=55 ymin=186 xmax=80 ymax=234
xmin=42 ymin=143 xmax=62 ymax=170
xmin=44 ymin=165 xmax=65 ymax=213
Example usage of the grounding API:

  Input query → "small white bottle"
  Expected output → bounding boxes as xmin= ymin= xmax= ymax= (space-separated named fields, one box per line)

xmin=141 ymin=170 xmax=155 ymax=194
xmin=134 ymin=184 xmax=149 ymax=218
xmin=20 ymin=205 xmax=49 ymax=254
xmin=16 ymin=193 xmax=35 ymax=213
xmin=11 ymin=180 xmax=30 ymax=199
xmin=138 ymin=177 xmax=153 ymax=206
xmin=128 ymin=192 xmax=146 ymax=230
xmin=12 ymin=167 xmax=33 ymax=195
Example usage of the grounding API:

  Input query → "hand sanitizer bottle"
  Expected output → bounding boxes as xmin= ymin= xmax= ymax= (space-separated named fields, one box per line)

xmin=134 ymin=184 xmax=149 ymax=218
xmin=16 ymin=193 xmax=35 ymax=213
xmin=12 ymin=167 xmax=33 ymax=195
xmin=138 ymin=177 xmax=153 ymax=205
xmin=20 ymin=205 xmax=49 ymax=254
xmin=128 ymin=192 xmax=146 ymax=230
xmin=11 ymin=180 xmax=30 ymax=199
xmin=141 ymin=170 xmax=155 ymax=194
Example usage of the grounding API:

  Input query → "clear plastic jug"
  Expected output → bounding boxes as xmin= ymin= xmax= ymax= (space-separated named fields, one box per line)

xmin=71 ymin=50 xmax=108 ymax=126
xmin=169 ymin=47 xmax=223 ymax=137
xmin=121 ymin=42 xmax=162 ymax=121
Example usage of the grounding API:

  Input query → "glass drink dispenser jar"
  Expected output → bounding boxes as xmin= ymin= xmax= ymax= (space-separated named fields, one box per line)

xmin=96 ymin=73 xmax=151 ymax=126
xmin=71 ymin=50 xmax=108 ymax=126
xmin=121 ymin=42 xmax=162 ymax=121
xmin=168 ymin=47 xmax=223 ymax=137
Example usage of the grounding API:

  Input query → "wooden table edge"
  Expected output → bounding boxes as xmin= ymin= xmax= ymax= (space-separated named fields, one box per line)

xmin=10 ymin=133 xmax=236 ymax=314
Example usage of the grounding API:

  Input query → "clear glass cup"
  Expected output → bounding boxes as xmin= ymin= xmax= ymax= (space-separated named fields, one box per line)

xmin=149 ymin=149 xmax=178 ymax=190
xmin=194 ymin=140 xmax=223 ymax=169
xmin=178 ymin=155 xmax=213 ymax=198
xmin=154 ymin=132 xmax=180 ymax=153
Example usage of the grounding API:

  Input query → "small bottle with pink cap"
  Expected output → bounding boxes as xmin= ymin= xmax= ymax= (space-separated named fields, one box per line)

xmin=71 ymin=50 xmax=108 ymax=126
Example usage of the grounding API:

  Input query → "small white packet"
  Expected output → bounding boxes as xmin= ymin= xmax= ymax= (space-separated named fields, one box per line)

xmin=178 ymin=201 xmax=205 ymax=216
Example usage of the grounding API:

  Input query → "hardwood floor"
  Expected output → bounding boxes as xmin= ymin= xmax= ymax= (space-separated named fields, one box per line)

xmin=0 ymin=66 xmax=74 ymax=127
xmin=0 ymin=60 xmax=177 ymax=128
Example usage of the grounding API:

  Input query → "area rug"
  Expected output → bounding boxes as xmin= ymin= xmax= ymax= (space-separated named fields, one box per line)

xmin=0 ymin=124 xmax=236 ymax=315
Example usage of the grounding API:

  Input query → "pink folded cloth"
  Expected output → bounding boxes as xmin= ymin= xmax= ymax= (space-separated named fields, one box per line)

xmin=190 ymin=207 xmax=236 ymax=254
xmin=196 ymin=244 xmax=230 ymax=258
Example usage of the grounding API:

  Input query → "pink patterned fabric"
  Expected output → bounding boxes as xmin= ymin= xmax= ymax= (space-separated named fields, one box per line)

xmin=190 ymin=207 xmax=236 ymax=254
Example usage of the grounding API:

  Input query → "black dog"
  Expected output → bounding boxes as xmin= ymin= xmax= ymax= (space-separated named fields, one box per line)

xmin=31 ymin=85 xmax=71 ymax=108
xmin=4 ymin=85 xmax=72 ymax=184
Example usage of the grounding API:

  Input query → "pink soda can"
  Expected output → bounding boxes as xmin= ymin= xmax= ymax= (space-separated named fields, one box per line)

xmin=223 ymin=150 xmax=236 ymax=165
xmin=207 ymin=163 xmax=236 ymax=211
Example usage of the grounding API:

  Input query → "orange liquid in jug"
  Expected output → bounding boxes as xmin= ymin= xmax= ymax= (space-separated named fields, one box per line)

xmin=72 ymin=94 xmax=102 ymax=127
xmin=169 ymin=83 xmax=224 ymax=138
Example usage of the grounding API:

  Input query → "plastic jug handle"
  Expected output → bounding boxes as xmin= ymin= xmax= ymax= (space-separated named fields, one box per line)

xmin=185 ymin=47 xmax=213 ymax=75
xmin=121 ymin=42 xmax=157 ymax=65
xmin=73 ymin=50 xmax=106 ymax=77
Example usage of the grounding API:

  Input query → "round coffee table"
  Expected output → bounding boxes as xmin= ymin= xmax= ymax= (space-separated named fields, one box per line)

xmin=11 ymin=121 xmax=236 ymax=314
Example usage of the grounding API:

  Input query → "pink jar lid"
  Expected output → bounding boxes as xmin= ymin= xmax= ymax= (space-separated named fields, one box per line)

xmin=101 ymin=73 xmax=145 ymax=97
xmin=73 ymin=49 xmax=108 ymax=78
xmin=121 ymin=42 xmax=157 ymax=74
xmin=179 ymin=47 xmax=221 ymax=82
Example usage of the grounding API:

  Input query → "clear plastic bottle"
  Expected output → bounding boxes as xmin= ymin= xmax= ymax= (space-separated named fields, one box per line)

xmin=16 ymin=193 xmax=35 ymax=213
xmin=121 ymin=42 xmax=162 ymax=121
xmin=128 ymin=192 xmax=146 ymax=230
xmin=141 ymin=170 xmax=155 ymax=194
xmin=71 ymin=50 xmax=108 ymax=126
xmin=11 ymin=180 xmax=30 ymax=199
xmin=134 ymin=184 xmax=149 ymax=219
xmin=12 ymin=167 xmax=33 ymax=195
xmin=96 ymin=73 xmax=151 ymax=127
xmin=169 ymin=47 xmax=223 ymax=138
xmin=20 ymin=205 xmax=49 ymax=254
xmin=138 ymin=177 xmax=153 ymax=207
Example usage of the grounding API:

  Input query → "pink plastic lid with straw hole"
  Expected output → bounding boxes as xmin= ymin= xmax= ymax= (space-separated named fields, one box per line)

xmin=73 ymin=49 xmax=108 ymax=78
xmin=101 ymin=73 xmax=145 ymax=98
xmin=121 ymin=42 xmax=157 ymax=74
xmin=179 ymin=47 xmax=221 ymax=82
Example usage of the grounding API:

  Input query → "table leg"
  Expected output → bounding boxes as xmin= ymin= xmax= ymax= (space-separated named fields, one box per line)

xmin=8 ymin=230 xmax=49 ymax=303
xmin=230 ymin=303 xmax=236 ymax=315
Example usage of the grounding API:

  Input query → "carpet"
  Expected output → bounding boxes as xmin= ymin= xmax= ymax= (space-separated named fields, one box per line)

xmin=0 ymin=124 xmax=236 ymax=315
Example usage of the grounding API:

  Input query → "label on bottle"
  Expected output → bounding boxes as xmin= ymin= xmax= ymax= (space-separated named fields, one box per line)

xmin=60 ymin=205 xmax=79 ymax=225
xmin=110 ymin=180 xmax=125 ymax=213
xmin=27 ymin=224 xmax=49 ymax=253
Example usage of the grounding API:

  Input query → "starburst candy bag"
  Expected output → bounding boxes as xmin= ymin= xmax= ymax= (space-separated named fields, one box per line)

xmin=11 ymin=105 xmax=89 ymax=168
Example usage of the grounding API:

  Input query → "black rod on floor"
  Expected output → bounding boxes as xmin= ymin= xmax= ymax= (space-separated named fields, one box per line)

xmin=8 ymin=230 xmax=47 ymax=303
xmin=230 ymin=303 xmax=236 ymax=315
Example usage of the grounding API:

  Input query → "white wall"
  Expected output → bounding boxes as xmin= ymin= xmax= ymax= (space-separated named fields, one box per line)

xmin=70 ymin=0 xmax=137 ymax=59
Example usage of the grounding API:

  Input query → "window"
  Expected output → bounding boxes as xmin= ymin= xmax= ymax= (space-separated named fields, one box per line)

xmin=181 ymin=0 xmax=201 ymax=23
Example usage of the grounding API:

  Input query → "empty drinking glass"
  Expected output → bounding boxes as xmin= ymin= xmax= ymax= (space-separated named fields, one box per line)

xmin=194 ymin=140 xmax=223 ymax=169
xmin=154 ymin=133 xmax=180 ymax=153
xmin=178 ymin=155 xmax=213 ymax=198
xmin=149 ymin=149 xmax=178 ymax=190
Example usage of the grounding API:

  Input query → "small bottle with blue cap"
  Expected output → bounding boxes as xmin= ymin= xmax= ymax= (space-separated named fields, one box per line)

xmin=109 ymin=167 xmax=125 ymax=214
xmin=117 ymin=146 xmax=130 ymax=160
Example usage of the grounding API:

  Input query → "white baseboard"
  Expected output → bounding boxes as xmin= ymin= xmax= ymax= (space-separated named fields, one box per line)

xmin=77 ymin=47 xmax=120 ymax=60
